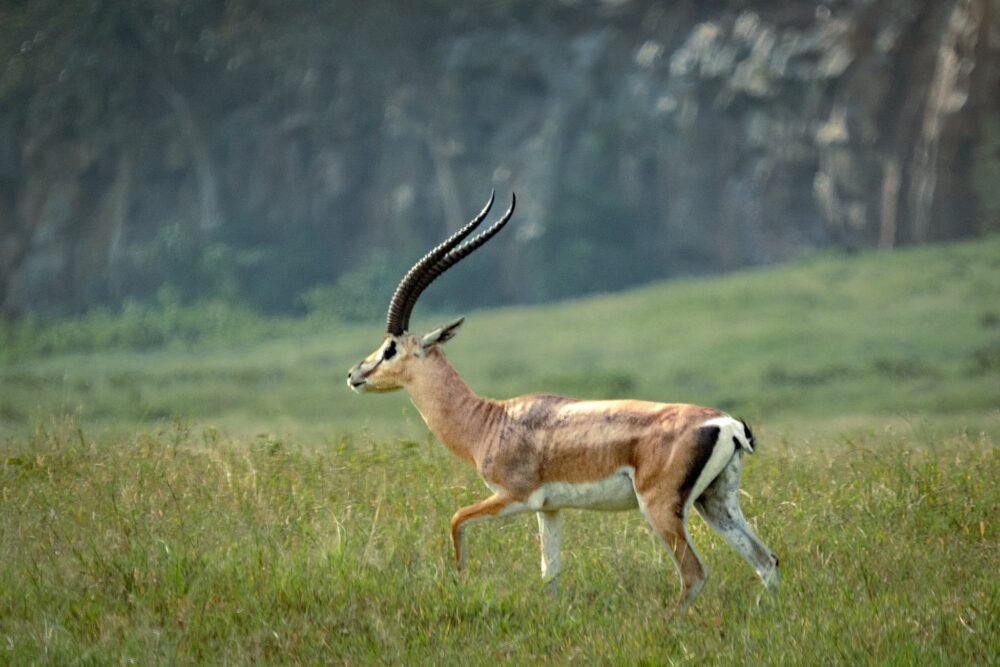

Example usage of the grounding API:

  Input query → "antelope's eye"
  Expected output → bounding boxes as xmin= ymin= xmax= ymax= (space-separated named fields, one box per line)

xmin=383 ymin=341 xmax=397 ymax=360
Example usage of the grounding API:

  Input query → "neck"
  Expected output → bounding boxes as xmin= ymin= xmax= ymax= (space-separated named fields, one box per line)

xmin=404 ymin=348 xmax=500 ymax=467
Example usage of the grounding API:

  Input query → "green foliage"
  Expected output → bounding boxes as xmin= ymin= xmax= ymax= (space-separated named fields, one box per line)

xmin=973 ymin=114 xmax=1000 ymax=234
xmin=125 ymin=228 xmax=322 ymax=316
xmin=2 ymin=235 xmax=998 ymax=435
xmin=529 ymin=188 xmax=647 ymax=301
xmin=0 ymin=287 xmax=296 ymax=364
xmin=299 ymin=251 xmax=399 ymax=323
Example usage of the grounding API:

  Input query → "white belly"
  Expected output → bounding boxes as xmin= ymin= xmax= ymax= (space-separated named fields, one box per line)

xmin=516 ymin=466 xmax=640 ymax=512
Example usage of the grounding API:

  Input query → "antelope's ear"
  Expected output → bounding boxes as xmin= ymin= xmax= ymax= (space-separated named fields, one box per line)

xmin=421 ymin=317 xmax=465 ymax=349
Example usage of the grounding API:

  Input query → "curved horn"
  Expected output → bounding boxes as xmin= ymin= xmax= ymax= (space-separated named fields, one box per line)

xmin=396 ymin=193 xmax=515 ymax=331
xmin=386 ymin=191 xmax=495 ymax=335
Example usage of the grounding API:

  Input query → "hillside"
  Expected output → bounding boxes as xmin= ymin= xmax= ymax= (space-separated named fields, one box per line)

xmin=2 ymin=236 xmax=998 ymax=663
xmin=2 ymin=236 xmax=998 ymax=440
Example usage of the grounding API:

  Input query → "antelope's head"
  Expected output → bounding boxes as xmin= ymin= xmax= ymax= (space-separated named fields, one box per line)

xmin=347 ymin=191 xmax=515 ymax=394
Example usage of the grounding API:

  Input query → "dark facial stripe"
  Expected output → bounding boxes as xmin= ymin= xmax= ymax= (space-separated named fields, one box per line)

xmin=361 ymin=356 xmax=383 ymax=379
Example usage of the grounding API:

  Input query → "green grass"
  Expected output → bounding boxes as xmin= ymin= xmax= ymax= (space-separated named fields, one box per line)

xmin=2 ymin=237 xmax=1000 ymax=663
xmin=2 ymin=418 xmax=998 ymax=663
xmin=3 ymin=235 xmax=999 ymax=439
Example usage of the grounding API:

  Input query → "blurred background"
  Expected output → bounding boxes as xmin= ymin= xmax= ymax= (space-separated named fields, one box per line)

xmin=1 ymin=0 xmax=998 ymax=321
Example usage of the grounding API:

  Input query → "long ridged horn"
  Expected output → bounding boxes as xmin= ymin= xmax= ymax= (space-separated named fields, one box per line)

xmin=386 ymin=191 xmax=495 ymax=335
xmin=387 ymin=193 xmax=516 ymax=335
xmin=397 ymin=194 xmax=515 ymax=331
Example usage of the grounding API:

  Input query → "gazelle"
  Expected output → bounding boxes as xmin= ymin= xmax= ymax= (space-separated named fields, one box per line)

xmin=347 ymin=192 xmax=780 ymax=610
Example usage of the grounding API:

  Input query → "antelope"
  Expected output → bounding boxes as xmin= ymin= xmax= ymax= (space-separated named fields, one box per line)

xmin=347 ymin=192 xmax=780 ymax=610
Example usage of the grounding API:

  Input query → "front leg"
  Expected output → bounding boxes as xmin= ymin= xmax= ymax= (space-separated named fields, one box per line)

xmin=537 ymin=510 xmax=562 ymax=597
xmin=450 ymin=494 xmax=518 ymax=576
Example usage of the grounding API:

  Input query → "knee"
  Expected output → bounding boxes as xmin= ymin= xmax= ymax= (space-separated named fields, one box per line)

xmin=450 ymin=518 xmax=465 ymax=546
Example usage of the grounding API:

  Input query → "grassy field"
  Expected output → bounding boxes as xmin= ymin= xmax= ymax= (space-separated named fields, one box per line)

xmin=2 ymin=237 xmax=999 ymax=663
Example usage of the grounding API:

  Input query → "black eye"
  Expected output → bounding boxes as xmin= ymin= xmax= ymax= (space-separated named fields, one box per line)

xmin=383 ymin=341 xmax=397 ymax=360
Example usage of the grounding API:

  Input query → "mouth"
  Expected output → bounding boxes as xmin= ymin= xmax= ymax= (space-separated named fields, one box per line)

xmin=347 ymin=366 xmax=367 ymax=392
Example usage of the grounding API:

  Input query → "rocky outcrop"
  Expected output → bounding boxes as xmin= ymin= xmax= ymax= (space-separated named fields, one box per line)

xmin=1 ymin=0 xmax=997 ymax=316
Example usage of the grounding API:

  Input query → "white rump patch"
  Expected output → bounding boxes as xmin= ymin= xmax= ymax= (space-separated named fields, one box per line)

xmin=685 ymin=417 xmax=743 ymax=510
xmin=703 ymin=415 xmax=753 ymax=453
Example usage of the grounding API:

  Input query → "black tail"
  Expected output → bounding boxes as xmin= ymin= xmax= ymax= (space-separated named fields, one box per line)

xmin=737 ymin=418 xmax=756 ymax=454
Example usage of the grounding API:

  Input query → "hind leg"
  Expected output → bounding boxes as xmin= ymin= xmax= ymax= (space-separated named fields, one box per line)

xmin=635 ymin=492 xmax=707 ymax=611
xmin=694 ymin=453 xmax=780 ymax=593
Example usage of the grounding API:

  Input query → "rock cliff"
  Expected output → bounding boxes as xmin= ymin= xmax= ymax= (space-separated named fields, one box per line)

xmin=1 ymin=0 xmax=997 ymax=316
